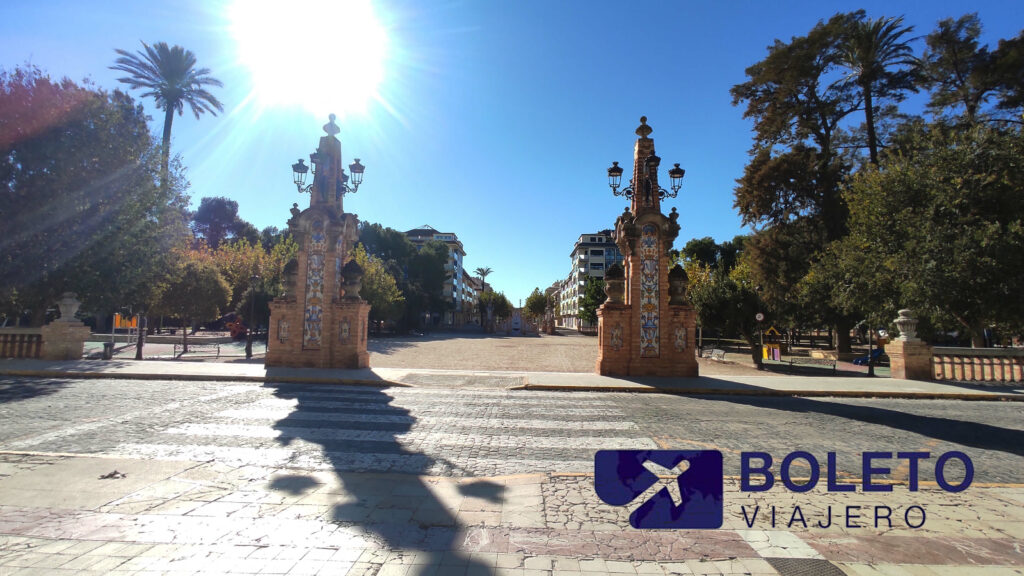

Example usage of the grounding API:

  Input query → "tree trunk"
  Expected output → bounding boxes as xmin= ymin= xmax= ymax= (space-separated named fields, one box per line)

xmin=835 ymin=319 xmax=853 ymax=353
xmin=863 ymin=84 xmax=879 ymax=165
xmin=135 ymin=315 xmax=147 ymax=360
xmin=181 ymin=321 xmax=189 ymax=355
xmin=745 ymin=329 xmax=763 ymax=369
xmin=160 ymin=108 xmax=174 ymax=193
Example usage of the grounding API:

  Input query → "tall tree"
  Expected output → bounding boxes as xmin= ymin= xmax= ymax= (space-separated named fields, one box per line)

xmin=731 ymin=13 xmax=861 ymax=349
xmin=834 ymin=122 xmax=1024 ymax=347
xmin=110 ymin=41 xmax=223 ymax=192
xmin=352 ymin=243 xmax=405 ymax=329
xmin=837 ymin=14 xmax=917 ymax=164
xmin=577 ymin=277 xmax=606 ymax=328
xmin=192 ymin=196 xmax=255 ymax=249
xmin=474 ymin=267 xmax=493 ymax=325
xmin=918 ymin=14 xmax=995 ymax=124
xmin=0 ymin=66 xmax=189 ymax=325
xmin=918 ymin=16 xmax=1024 ymax=125
xmin=155 ymin=254 xmax=230 ymax=353
xmin=524 ymin=287 xmax=547 ymax=320
xmin=474 ymin=267 xmax=493 ymax=288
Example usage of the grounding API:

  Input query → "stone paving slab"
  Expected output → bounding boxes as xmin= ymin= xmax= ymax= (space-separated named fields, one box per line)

xmin=0 ymin=453 xmax=1021 ymax=575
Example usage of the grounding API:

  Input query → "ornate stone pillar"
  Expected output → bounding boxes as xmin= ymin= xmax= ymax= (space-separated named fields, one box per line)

xmin=40 ymin=293 xmax=91 ymax=360
xmin=884 ymin=309 xmax=934 ymax=381
xmin=596 ymin=119 xmax=697 ymax=378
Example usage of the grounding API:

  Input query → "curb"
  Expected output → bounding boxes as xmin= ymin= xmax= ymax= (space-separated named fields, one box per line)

xmin=0 ymin=370 xmax=409 ymax=388
xmin=4 ymin=369 xmax=1019 ymax=400
xmin=515 ymin=383 xmax=1024 ymax=401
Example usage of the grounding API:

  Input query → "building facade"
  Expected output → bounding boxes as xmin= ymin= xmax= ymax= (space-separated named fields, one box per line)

xmin=404 ymin=225 xmax=479 ymax=327
xmin=557 ymin=230 xmax=625 ymax=329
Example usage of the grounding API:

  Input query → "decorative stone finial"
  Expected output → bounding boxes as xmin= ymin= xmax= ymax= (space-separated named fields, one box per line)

xmin=323 ymin=113 xmax=340 ymax=137
xmin=341 ymin=259 xmax=365 ymax=299
xmin=636 ymin=116 xmax=653 ymax=139
xmin=894 ymin=309 xmax=919 ymax=342
xmin=56 ymin=292 xmax=81 ymax=322
xmin=604 ymin=263 xmax=625 ymax=304
xmin=668 ymin=265 xmax=689 ymax=305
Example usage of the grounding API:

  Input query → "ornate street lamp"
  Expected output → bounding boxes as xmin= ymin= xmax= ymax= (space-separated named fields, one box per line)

xmin=290 ymin=115 xmax=365 ymax=197
xmin=607 ymin=118 xmax=685 ymax=199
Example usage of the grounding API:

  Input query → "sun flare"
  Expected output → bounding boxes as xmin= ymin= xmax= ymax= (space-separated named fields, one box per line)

xmin=229 ymin=0 xmax=388 ymax=116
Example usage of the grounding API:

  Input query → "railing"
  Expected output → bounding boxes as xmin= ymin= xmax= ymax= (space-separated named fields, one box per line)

xmin=0 ymin=329 xmax=43 ymax=359
xmin=931 ymin=347 xmax=1024 ymax=384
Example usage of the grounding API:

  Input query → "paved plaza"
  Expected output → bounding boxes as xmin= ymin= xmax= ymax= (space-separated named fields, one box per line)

xmin=1 ymin=335 xmax=1022 ymax=575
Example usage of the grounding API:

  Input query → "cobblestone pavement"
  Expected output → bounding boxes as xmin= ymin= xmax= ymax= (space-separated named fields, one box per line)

xmin=0 ymin=376 xmax=1022 ymax=575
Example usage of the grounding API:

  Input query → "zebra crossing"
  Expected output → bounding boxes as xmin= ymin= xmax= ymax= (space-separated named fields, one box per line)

xmin=110 ymin=384 xmax=656 ymax=476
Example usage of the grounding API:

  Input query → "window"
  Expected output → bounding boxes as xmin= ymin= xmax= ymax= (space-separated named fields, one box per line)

xmin=589 ymin=237 xmax=596 ymax=242
xmin=591 ymin=263 xmax=604 ymax=270
xmin=591 ymin=249 xmax=604 ymax=256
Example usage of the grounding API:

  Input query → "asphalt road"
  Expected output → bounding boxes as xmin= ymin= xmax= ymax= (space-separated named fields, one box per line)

xmin=1 ymin=376 xmax=1021 ymax=484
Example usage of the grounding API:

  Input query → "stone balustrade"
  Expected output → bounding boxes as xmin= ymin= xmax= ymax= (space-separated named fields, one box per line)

xmin=931 ymin=347 xmax=1024 ymax=385
xmin=0 ymin=329 xmax=44 ymax=358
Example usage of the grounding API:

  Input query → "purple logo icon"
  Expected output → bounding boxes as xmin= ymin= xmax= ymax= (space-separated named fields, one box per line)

xmin=594 ymin=450 xmax=723 ymax=529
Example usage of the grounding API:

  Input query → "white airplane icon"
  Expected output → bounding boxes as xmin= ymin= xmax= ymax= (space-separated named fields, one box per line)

xmin=633 ymin=459 xmax=690 ymax=508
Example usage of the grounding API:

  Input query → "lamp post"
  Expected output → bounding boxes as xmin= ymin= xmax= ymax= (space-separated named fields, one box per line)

xmin=290 ymin=115 xmax=365 ymax=200
xmin=245 ymin=274 xmax=260 ymax=360
xmin=607 ymin=158 xmax=685 ymax=199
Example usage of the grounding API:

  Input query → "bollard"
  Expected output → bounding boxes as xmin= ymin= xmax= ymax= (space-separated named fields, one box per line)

xmin=102 ymin=342 xmax=114 ymax=360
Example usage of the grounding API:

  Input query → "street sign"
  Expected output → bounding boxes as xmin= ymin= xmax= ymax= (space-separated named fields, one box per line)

xmin=755 ymin=313 xmax=764 ymax=322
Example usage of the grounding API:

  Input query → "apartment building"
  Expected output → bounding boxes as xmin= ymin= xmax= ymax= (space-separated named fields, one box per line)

xmin=557 ymin=230 xmax=624 ymax=329
xmin=404 ymin=225 xmax=478 ymax=326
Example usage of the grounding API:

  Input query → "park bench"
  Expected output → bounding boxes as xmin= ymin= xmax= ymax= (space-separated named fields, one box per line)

xmin=788 ymin=355 xmax=836 ymax=375
xmin=173 ymin=342 xmax=220 ymax=358
xmin=700 ymin=347 xmax=726 ymax=361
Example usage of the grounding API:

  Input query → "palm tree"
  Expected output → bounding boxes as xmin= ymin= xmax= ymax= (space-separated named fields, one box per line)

xmin=474 ymin=267 xmax=493 ymax=327
xmin=111 ymin=41 xmax=224 ymax=190
xmin=474 ymin=266 xmax=493 ymax=290
xmin=838 ymin=15 xmax=916 ymax=165
xmin=111 ymin=42 xmax=223 ymax=359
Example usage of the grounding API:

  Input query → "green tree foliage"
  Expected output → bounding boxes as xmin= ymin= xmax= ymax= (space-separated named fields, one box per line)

xmin=681 ymin=236 xmax=746 ymax=271
xmin=0 ymin=66 xmax=189 ymax=325
xmin=358 ymin=223 xmax=450 ymax=330
xmin=478 ymin=289 xmax=512 ymax=321
xmin=474 ymin=267 xmax=493 ymax=286
xmin=918 ymin=15 xmax=1024 ymax=124
xmin=731 ymin=12 xmax=884 ymax=350
xmin=352 ymin=243 xmax=405 ymax=325
xmin=155 ymin=256 xmax=230 ymax=352
xmin=524 ymin=287 xmax=547 ymax=320
xmin=110 ymin=42 xmax=223 ymax=193
xmin=833 ymin=123 xmax=1024 ymax=346
xmin=686 ymin=260 xmax=765 ymax=366
xmin=577 ymin=277 xmax=606 ymax=327
xmin=192 ymin=196 xmax=256 ymax=249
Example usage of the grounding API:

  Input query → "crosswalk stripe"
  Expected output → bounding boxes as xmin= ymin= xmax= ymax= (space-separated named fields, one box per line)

xmin=254 ymin=398 xmax=626 ymax=415
xmin=216 ymin=409 xmax=638 ymax=430
xmin=163 ymin=423 xmax=656 ymax=450
xmin=114 ymin=443 xmax=595 ymax=473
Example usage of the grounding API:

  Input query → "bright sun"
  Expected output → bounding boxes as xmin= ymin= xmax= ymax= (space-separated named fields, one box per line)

xmin=228 ymin=0 xmax=388 ymax=116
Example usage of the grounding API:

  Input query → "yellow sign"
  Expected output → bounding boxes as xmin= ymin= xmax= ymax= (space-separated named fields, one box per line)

xmin=114 ymin=314 xmax=138 ymax=329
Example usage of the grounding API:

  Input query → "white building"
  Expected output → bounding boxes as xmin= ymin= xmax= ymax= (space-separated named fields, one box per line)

xmin=557 ymin=230 xmax=624 ymax=329
xmin=404 ymin=225 xmax=476 ymax=326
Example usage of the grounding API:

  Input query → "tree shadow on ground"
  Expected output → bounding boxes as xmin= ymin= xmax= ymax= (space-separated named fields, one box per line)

xmin=707 ymin=394 xmax=1024 ymax=458
xmin=366 ymin=338 xmax=417 ymax=355
xmin=0 ymin=378 xmax=69 ymax=403
xmin=269 ymin=383 xmax=499 ymax=576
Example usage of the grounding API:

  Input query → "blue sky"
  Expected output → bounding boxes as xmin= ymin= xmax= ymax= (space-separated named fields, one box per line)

xmin=3 ymin=1 xmax=1022 ymax=304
